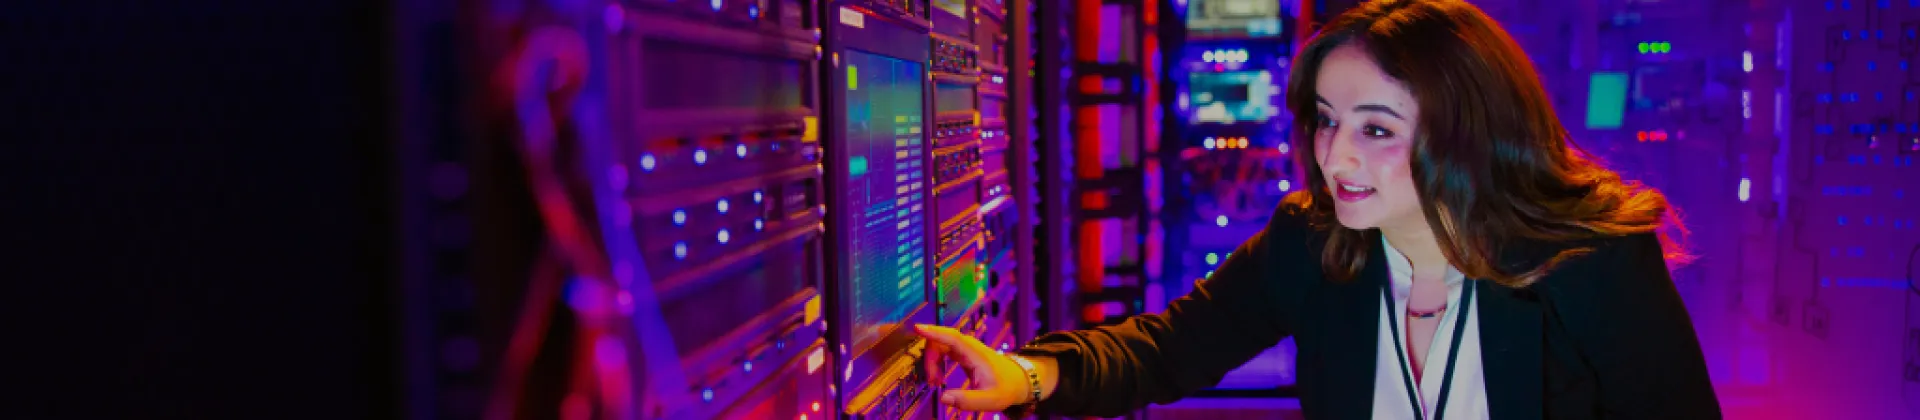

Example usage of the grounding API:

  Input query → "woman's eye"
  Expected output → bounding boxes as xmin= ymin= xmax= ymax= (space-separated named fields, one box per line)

xmin=1316 ymin=114 xmax=1337 ymax=130
xmin=1362 ymin=125 xmax=1393 ymax=138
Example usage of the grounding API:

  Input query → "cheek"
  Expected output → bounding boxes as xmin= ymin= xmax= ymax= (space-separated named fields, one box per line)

xmin=1369 ymin=145 xmax=1419 ymax=199
xmin=1313 ymin=134 xmax=1331 ymax=167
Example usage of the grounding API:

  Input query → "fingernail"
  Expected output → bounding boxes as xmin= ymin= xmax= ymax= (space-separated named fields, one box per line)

xmin=940 ymin=394 xmax=957 ymax=405
xmin=913 ymin=324 xmax=927 ymax=333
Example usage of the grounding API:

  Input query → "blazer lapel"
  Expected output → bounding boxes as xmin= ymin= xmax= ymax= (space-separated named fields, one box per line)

xmin=1316 ymin=235 xmax=1389 ymax=419
xmin=1476 ymin=278 xmax=1544 ymax=419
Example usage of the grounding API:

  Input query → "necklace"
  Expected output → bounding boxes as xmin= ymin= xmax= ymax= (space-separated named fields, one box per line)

xmin=1407 ymin=304 xmax=1447 ymax=319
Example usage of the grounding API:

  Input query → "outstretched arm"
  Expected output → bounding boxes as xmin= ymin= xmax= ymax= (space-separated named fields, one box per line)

xmin=1010 ymin=209 xmax=1313 ymax=417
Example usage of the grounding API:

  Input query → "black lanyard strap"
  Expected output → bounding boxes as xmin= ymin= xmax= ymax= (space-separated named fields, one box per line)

xmin=1382 ymin=279 xmax=1476 ymax=420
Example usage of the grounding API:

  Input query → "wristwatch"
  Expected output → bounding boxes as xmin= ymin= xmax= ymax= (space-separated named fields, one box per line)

xmin=1003 ymin=354 xmax=1042 ymax=418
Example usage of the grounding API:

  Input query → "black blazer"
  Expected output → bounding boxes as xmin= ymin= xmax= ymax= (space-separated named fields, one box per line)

xmin=1017 ymin=206 xmax=1720 ymax=419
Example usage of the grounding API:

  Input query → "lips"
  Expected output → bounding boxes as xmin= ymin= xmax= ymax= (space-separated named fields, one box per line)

xmin=1331 ymin=178 xmax=1376 ymax=202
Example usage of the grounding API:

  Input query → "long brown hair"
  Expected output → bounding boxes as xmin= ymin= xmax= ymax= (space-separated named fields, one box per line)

xmin=1283 ymin=0 xmax=1690 ymax=287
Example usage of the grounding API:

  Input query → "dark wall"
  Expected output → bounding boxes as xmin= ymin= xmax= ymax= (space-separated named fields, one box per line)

xmin=2 ymin=1 xmax=402 ymax=418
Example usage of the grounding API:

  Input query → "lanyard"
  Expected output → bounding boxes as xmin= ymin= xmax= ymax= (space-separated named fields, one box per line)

xmin=1382 ymin=280 xmax=1475 ymax=420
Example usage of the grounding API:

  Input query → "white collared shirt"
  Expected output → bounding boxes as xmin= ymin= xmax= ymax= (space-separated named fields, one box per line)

xmin=1371 ymin=236 xmax=1492 ymax=420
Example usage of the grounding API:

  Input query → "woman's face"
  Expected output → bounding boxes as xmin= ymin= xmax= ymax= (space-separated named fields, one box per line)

xmin=1312 ymin=42 xmax=1426 ymax=232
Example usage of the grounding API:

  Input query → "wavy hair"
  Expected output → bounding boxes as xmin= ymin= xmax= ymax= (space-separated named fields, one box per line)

xmin=1283 ymin=0 xmax=1691 ymax=287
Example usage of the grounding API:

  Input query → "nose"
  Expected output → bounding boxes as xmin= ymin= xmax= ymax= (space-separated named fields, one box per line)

xmin=1317 ymin=124 xmax=1361 ymax=176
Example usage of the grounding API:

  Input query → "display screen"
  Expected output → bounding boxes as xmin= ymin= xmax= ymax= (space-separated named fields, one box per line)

xmin=842 ymin=49 xmax=929 ymax=355
xmin=1189 ymin=71 xmax=1277 ymax=124
xmin=1585 ymin=72 xmax=1628 ymax=129
xmin=934 ymin=0 xmax=967 ymax=20
xmin=936 ymin=82 xmax=976 ymax=114
xmin=1186 ymin=0 xmax=1283 ymax=36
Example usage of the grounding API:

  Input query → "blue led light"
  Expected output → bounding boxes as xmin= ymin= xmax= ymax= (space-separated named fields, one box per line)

xmin=694 ymin=150 xmax=708 ymax=165
xmin=718 ymin=229 xmax=731 ymax=244
xmin=1817 ymin=93 xmax=1831 ymax=103
xmin=1825 ymin=0 xmax=1834 ymax=10
xmin=675 ymin=242 xmax=689 ymax=259
xmin=748 ymin=4 xmax=759 ymax=18
xmin=702 ymin=389 xmax=714 ymax=402
xmin=736 ymin=144 xmax=748 ymax=158
xmin=710 ymin=0 xmax=722 ymax=11
xmin=673 ymin=209 xmax=688 ymax=226
xmin=1868 ymin=61 xmax=1877 ymax=70
xmin=754 ymin=218 xmax=764 ymax=231
xmin=717 ymin=198 xmax=730 ymax=214
xmin=1215 ymin=215 xmax=1229 ymax=227
xmin=641 ymin=154 xmax=658 ymax=171
xmin=1838 ymin=216 xmax=1847 ymax=226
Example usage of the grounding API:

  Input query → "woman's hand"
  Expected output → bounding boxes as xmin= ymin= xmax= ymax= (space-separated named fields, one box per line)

xmin=912 ymin=324 xmax=1056 ymax=412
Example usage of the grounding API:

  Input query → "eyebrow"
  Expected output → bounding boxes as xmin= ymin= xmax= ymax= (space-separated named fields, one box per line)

xmin=1315 ymin=95 xmax=1407 ymax=121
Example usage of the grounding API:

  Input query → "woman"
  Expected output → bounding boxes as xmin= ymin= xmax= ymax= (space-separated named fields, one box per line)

xmin=912 ymin=0 xmax=1720 ymax=418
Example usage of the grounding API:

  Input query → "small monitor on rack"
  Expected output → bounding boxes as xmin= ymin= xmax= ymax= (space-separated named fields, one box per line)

xmin=1188 ymin=70 xmax=1277 ymax=124
xmin=931 ymin=0 xmax=970 ymax=36
xmin=1186 ymin=0 xmax=1284 ymax=39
